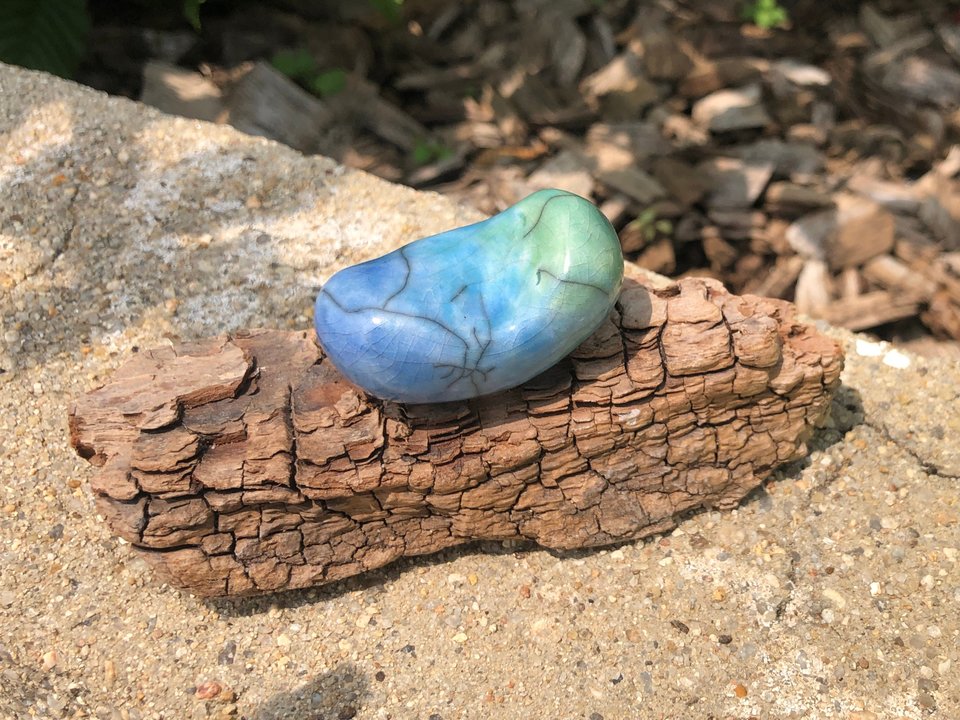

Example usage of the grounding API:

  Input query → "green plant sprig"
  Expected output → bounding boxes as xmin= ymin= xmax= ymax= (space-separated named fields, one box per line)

xmin=271 ymin=48 xmax=347 ymax=98
xmin=742 ymin=0 xmax=790 ymax=30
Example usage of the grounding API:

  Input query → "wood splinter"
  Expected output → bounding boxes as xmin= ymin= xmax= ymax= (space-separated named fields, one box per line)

xmin=69 ymin=269 xmax=843 ymax=597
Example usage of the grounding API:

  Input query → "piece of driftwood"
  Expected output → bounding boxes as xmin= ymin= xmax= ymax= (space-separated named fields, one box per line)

xmin=69 ymin=272 xmax=843 ymax=597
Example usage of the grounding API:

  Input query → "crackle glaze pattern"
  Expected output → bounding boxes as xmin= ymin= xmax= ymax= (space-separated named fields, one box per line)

xmin=314 ymin=189 xmax=624 ymax=403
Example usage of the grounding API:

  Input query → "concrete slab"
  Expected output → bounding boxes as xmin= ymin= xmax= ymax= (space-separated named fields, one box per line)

xmin=1 ymin=63 xmax=957 ymax=720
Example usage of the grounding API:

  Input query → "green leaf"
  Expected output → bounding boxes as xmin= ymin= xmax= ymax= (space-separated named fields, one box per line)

xmin=411 ymin=139 xmax=452 ymax=167
xmin=636 ymin=208 xmax=657 ymax=227
xmin=742 ymin=0 xmax=789 ymax=29
xmin=184 ymin=0 xmax=207 ymax=32
xmin=310 ymin=69 xmax=347 ymax=98
xmin=412 ymin=141 xmax=433 ymax=167
xmin=0 ymin=0 xmax=90 ymax=78
xmin=271 ymin=48 xmax=316 ymax=82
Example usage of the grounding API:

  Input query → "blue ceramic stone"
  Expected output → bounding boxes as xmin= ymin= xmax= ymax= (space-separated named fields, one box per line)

xmin=314 ymin=189 xmax=624 ymax=403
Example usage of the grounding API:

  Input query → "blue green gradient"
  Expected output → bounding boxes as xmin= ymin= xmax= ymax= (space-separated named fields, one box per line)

xmin=314 ymin=189 xmax=624 ymax=403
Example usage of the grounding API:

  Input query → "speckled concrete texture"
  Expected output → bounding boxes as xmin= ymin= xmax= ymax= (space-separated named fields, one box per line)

xmin=1 ymin=63 xmax=958 ymax=720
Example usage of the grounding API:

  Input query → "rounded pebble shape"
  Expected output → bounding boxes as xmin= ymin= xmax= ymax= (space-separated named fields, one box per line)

xmin=314 ymin=188 xmax=624 ymax=403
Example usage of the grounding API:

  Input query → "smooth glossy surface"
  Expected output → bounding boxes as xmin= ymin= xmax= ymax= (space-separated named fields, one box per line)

xmin=314 ymin=189 xmax=624 ymax=403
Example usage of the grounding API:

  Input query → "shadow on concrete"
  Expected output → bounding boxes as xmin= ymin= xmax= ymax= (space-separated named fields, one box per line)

xmin=774 ymin=382 xmax=865 ymax=478
xmin=208 ymin=537 xmax=519 ymax=617
xmin=719 ymin=381 xmax=865 ymax=531
xmin=245 ymin=662 xmax=367 ymax=720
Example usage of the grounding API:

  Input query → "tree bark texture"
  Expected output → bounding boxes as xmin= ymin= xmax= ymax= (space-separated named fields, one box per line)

xmin=69 ymin=272 xmax=843 ymax=597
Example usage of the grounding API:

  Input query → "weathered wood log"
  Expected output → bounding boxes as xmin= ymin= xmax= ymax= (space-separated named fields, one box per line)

xmin=68 ymin=271 xmax=843 ymax=597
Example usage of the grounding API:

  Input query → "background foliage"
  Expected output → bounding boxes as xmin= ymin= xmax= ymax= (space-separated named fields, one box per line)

xmin=0 ymin=0 xmax=90 ymax=78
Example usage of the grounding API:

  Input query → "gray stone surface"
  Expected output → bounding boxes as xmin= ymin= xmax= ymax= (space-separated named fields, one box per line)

xmin=1 ymin=63 xmax=958 ymax=720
